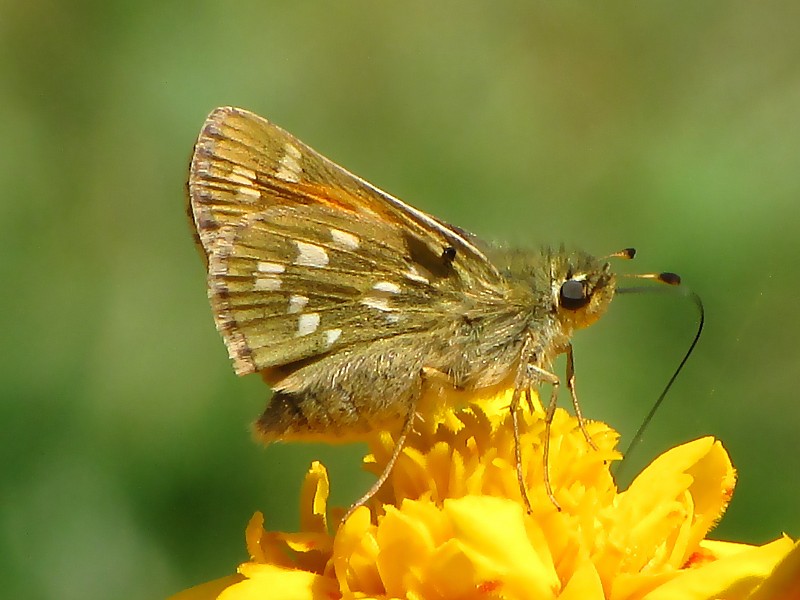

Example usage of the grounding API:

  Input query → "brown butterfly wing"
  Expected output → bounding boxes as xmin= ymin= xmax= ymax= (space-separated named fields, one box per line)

xmin=188 ymin=107 xmax=507 ymax=376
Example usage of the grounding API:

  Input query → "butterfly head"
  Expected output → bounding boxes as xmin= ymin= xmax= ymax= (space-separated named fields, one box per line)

xmin=548 ymin=249 xmax=616 ymax=333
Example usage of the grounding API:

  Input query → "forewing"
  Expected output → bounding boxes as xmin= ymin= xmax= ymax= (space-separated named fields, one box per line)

xmin=189 ymin=106 xmax=509 ymax=375
xmin=189 ymin=106 xmax=503 ymax=289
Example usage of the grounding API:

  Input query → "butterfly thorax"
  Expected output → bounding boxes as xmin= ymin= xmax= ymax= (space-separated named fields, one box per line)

xmin=418 ymin=246 xmax=616 ymax=395
xmin=490 ymin=245 xmax=616 ymax=366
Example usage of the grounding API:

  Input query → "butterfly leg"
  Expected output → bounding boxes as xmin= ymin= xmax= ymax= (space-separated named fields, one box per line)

xmin=342 ymin=391 xmax=419 ymax=523
xmin=525 ymin=364 xmax=562 ymax=511
xmin=510 ymin=386 xmax=533 ymax=513
xmin=510 ymin=342 xmax=562 ymax=513
xmin=565 ymin=344 xmax=597 ymax=450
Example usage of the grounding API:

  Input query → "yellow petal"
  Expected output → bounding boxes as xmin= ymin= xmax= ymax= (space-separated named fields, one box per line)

xmin=219 ymin=563 xmax=338 ymax=600
xmin=640 ymin=536 xmax=794 ymax=600
xmin=443 ymin=496 xmax=560 ymax=599
xmin=560 ymin=557 xmax=605 ymax=600
xmin=299 ymin=461 xmax=329 ymax=534
xmin=611 ymin=437 xmax=734 ymax=573
xmin=244 ymin=512 xmax=293 ymax=568
xmin=167 ymin=575 xmax=244 ymax=600
xmin=746 ymin=537 xmax=800 ymax=600
xmin=334 ymin=506 xmax=383 ymax=596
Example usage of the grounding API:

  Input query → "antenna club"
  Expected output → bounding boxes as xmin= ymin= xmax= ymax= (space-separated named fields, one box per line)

xmin=608 ymin=248 xmax=636 ymax=260
xmin=660 ymin=272 xmax=681 ymax=286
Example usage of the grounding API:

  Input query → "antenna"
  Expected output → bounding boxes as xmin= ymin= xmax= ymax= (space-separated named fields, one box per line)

xmin=607 ymin=247 xmax=683 ymax=287
xmin=612 ymin=270 xmax=705 ymax=483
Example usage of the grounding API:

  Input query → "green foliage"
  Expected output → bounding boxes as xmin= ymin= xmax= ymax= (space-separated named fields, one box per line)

xmin=2 ymin=2 xmax=799 ymax=598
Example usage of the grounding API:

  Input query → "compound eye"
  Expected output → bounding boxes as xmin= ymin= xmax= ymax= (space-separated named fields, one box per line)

xmin=560 ymin=279 xmax=590 ymax=310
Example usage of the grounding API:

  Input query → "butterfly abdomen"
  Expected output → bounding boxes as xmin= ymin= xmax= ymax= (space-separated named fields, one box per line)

xmin=254 ymin=336 xmax=431 ymax=441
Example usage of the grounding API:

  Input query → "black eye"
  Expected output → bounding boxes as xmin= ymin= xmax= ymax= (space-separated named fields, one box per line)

xmin=560 ymin=279 xmax=589 ymax=310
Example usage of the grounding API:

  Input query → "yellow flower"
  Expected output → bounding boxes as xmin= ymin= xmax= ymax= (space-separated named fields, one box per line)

xmin=169 ymin=388 xmax=799 ymax=600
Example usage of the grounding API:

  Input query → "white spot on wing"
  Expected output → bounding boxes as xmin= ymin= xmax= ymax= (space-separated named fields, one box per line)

xmin=373 ymin=281 xmax=401 ymax=294
xmin=275 ymin=166 xmax=299 ymax=182
xmin=297 ymin=312 xmax=320 ymax=336
xmin=361 ymin=297 xmax=392 ymax=312
xmin=255 ymin=276 xmax=282 ymax=291
xmin=330 ymin=228 xmax=360 ymax=250
xmin=404 ymin=265 xmax=430 ymax=284
xmin=228 ymin=173 xmax=252 ymax=186
xmin=284 ymin=143 xmax=302 ymax=159
xmin=275 ymin=143 xmax=302 ymax=183
xmin=228 ymin=166 xmax=257 ymax=186
xmin=257 ymin=261 xmax=285 ymax=274
xmin=287 ymin=294 xmax=309 ymax=314
xmin=324 ymin=328 xmax=342 ymax=347
xmin=294 ymin=241 xmax=329 ymax=268
xmin=232 ymin=165 xmax=257 ymax=180
xmin=236 ymin=186 xmax=261 ymax=200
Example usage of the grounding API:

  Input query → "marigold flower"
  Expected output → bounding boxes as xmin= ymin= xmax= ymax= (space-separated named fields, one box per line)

xmin=169 ymin=387 xmax=799 ymax=600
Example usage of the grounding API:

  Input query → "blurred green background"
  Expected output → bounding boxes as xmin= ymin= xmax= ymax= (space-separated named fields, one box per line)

xmin=3 ymin=2 xmax=799 ymax=598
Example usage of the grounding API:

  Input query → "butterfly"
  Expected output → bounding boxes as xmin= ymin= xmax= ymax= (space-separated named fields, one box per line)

xmin=187 ymin=106 xmax=677 ymax=517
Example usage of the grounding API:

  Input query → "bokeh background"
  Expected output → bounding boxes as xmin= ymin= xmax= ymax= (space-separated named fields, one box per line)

xmin=3 ymin=2 xmax=800 ymax=598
